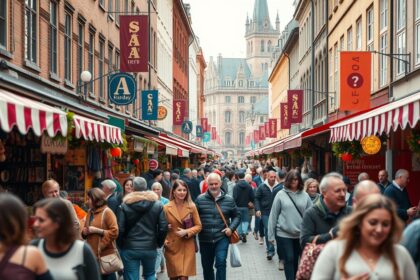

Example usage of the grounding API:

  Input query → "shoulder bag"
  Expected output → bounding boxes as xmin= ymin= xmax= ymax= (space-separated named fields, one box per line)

xmin=215 ymin=201 xmax=240 ymax=244
xmin=296 ymin=235 xmax=326 ymax=280
xmin=97 ymin=208 xmax=124 ymax=275
xmin=284 ymin=191 xmax=303 ymax=218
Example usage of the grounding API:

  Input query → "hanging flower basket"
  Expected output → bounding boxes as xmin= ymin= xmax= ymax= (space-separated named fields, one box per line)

xmin=332 ymin=140 xmax=364 ymax=160
xmin=407 ymin=130 xmax=420 ymax=154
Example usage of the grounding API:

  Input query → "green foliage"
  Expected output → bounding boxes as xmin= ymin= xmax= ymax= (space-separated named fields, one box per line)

xmin=407 ymin=130 xmax=420 ymax=154
xmin=332 ymin=140 xmax=364 ymax=159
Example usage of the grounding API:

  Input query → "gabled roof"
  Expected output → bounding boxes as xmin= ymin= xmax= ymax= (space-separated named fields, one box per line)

xmin=254 ymin=96 xmax=269 ymax=114
xmin=218 ymin=58 xmax=252 ymax=80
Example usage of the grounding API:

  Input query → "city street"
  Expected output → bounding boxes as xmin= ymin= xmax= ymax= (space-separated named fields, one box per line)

xmin=159 ymin=233 xmax=285 ymax=280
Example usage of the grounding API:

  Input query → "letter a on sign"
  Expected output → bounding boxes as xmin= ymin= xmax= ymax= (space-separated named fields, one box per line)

xmin=340 ymin=51 xmax=371 ymax=111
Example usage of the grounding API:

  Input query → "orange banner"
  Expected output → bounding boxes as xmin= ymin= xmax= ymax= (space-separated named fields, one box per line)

xmin=340 ymin=52 xmax=371 ymax=111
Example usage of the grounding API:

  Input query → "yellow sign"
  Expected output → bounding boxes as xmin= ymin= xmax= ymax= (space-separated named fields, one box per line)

xmin=157 ymin=106 xmax=167 ymax=120
xmin=361 ymin=136 xmax=381 ymax=155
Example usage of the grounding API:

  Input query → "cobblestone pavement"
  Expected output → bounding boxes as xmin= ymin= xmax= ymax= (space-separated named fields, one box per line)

xmin=157 ymin=233 xmax=286 ymax=280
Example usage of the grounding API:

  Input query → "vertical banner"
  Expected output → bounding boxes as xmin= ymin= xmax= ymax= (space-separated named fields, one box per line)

xmin=340 ymin=51 xmax=371 ymax=111
xmin=201 ymin=118 xmax=208 ymax=132
xmin=196 ymin=125 xmax=203 ymax=137
xmin=280 ymin=103 xmax=291 ymax=129
xmin=141 ymin=90 xmax=158 ymax=120
xmin=120 ymin=16 xmax=148 ymax=72
xmin=264 ymin=122 xmax=270 ymax=137
xmin=245 ymin=135 xmax=250 ymax=146
xmin=269 ymin=119 xmax=277 ymax=138
xmin=211 ymin=127 xmax=216 ymax=140
xmin=254 ymin=130 xmax=260 ymax=143
xmin=288 ymin=90 xmax=303 ymax=123
xmin=259 ymin=125 xmax=266 ymax=141
xmin=173 ymin=100 xmax=186 ymax=125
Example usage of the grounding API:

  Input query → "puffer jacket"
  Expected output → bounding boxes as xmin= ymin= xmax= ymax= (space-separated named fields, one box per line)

xmin=117 ymin=191 xmax=168 ymax=250
xmin=195 ymin=191 xmax=240 ymax=243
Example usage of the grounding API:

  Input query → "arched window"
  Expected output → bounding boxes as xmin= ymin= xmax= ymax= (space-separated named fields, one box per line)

xmin=224 ymin=111 xmax=231 ymax=123
xmin=260 ymin=40 xmax=265 ymax=52
xmin=225 ymin=132 xmax=231 ymax=145
xmin=239 ymin=111 xmax=245 ymax=123
xmin=239 ymin=132 xmax=245 ymax=145
xmin=267 ymin=40 xmax=272 ymax=52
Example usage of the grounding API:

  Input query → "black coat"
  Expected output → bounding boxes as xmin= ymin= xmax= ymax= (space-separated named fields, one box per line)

xmin=233 ymin=180 xmax=255 ymax=207
xmin=117 ymin=191 xmax=168 ymax=250
xmin=180 ymin=175 xmax=201 ymax=201
xmin=195 ymin=191 xmax=240 ymax=243
xmin=107 ymin=192 xmax=122 ymax=215
xmin=255 ymin=182 xmax=281 ymax=216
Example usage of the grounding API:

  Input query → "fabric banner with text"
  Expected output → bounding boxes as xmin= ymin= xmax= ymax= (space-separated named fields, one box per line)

xmin=340 ymin=51 xmax=371 ymax=111
xmin=269 ymin=119 xmax=277 ymax=138
xmin=259 ymin=125 xmax=266 ymax=140
xmin=201 ymin=118 xmax=208 ymax=132
xmin=288 ymin=90 xmax=303 ymax=123
xmin=280 ymin=103 xmax=291 ymax=129
xmin=120 ymin=16 xmax=148 ymax=72
xmin=264 ymin=122 xmax=270 ymax=137
xmin=211 ymin=127 xmax=216 ymax=140
xmin=141 ymin=90 xmax=158 ymax=120
xmin=254 ymin=130 xmax=260 ymax=143
xmin=173 ymin=100 xmax=186 ymax=125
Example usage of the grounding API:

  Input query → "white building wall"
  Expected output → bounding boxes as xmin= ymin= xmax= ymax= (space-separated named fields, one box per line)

xmin=189 ymin=38 xmax=199 ymax=139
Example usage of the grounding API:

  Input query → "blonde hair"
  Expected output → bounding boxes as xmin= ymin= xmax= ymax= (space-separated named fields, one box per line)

xmin=41 ymin=179 xmax=59 ymax=196
xmin=338 ymin=195 xmax=403 ymax=280
xmin=303 ymin=178 xmax=319 ymax=192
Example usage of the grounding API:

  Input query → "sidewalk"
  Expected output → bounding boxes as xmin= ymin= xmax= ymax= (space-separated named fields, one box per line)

xmin=158 ymin=234 xmax=286 ymax=280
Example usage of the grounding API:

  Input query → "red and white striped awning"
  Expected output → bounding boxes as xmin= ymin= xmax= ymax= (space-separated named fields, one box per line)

xmin=330 ymin=93 xmax=420 ymax=142
xmin=73 ymin=115 xmax=123 ymax=144
xmin=147 ymin=136 xmax=188 ymax=157
xmin=0 ymin=89 xmax=67 ymax=137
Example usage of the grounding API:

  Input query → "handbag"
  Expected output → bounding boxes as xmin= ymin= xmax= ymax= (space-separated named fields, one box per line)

xmin=229 ymin=244 xmax=242 ymax=268
xmin=215 ymin=201 xmax=240 ymax=244
xmin=97 ymin=208 xmax=124 ymax=275
xmin=296 ymin=235 xmax=326 ymax=280
xmin=182 ymin=214 xmax=199 ymax=253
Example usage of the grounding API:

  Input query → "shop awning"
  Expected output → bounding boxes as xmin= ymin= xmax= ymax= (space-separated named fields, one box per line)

xmin=147 ymin=136 xmax=188 ymax=157
xmin=330 ymin=93 xmax=420 ymax=142
xmin=159 ymin=133 xmax=208 ymax=155
xmin=0 ymin=89 xmax=67 ymax=137
xmin=73 ymin=115 xmax=123 ymax=144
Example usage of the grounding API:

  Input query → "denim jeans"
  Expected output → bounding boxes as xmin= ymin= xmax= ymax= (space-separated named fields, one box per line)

xmin=253 ymin=216 xmax=264 ymax=237
xmin=200 ymin=237 xmax=229 ymax=280
xmin=154 ymin=247 xmax=164 ymax=273
xmin=121 ymin=248 xmax=157 ymax=280
xmin=237 ymin=207 xmax=250 ymax=236
xmin=261 ymin=215 xmax=275 ymax=256
xmin=276 ymin=236 xmax=301 ymax=280
xmin=102 ymin=273 xmax=116 ymax=280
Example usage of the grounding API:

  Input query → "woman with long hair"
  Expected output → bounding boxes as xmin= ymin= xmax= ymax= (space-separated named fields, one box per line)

xmin=32 ymin=198 xmax=101 ymax=280
xmin=267 ymin=170 xmax=312 ymax=280
xmin=123 ymin=177 xmax=134 ymax=197
xmin=163 ymin=180 xmax=202 ymax=280
xmin=0 ymin=193 xmax=52 ymax=280
xmin=303 ymin=178 xmax=320 ymax=203
xmin=83 ymin=188 xmax=119 ymax=280
xmin=312 ymin=194 xmax=418 ymax=280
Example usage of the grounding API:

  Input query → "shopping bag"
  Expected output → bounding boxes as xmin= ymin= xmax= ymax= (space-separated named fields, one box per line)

xmin=229 ymin=244 xmax=242 ymax=268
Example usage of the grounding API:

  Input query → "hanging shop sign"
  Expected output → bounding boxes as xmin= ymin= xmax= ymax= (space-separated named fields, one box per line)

xmin=288 ymin=90 xmax=303 ymax=123
xmin=149 ymin=159 xmax=158 ymax=170
xmin=269 ymin=119 xmax=277 ymax=138
xmin=201 ymin=118 xmax=208 ymax=132
xmin=340 ymin=51 xmax=371 ymax=111
xmin=173 ymin=100 xmax=186 ymax=125
xmin=41 ymin=135 xmax=68 ymax=154
xmin=119 ymin=15 xmax=148 ymax=72
xmin=264 ymin=122 xmax=270 ymax=138
xmin=203 ymin=132 xmax=211 ymax=142
xmin=361 ymin=136 xmax=382 ymax=155
xmin=157 ymin=106 xmax=168 ymax=120
xmin=133 ymin=139 xmax=144 ymax=152
xmin=146 ymin=143 xmax=155 ymax=154
xmin=182 ymin=121 xmax=193 ymax=134
xmin=254 ymin=130 xmax=260 ymax=143
xmin=211 ymin=127 xmax=216 ymax=140
xmin=108 ymin=73 xmax=137 ymax=105
xmin=196 ymin=125 xmax=203 ymax=137
xmin=141 ymin=90 xmax=158 ymax=120
xmin=280 ymin=103 xmax=291 ymax=129
xmin=259 ymin=125 xmax=266 ymax=141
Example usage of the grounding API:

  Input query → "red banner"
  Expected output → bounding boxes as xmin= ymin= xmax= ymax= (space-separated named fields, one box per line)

xmin=288 ymin=90 xmax=303 ymax=123
xmin=211 ymin=127 xmax=216 ymax=140
xmin=245 ymin=135 xmax=250 ymax=145
xmin=120 ymin=16 xmax=148 ymax=72
xmin=280 ymin=103 xmax=291 ymax=129
xmin=254 ymin=130 xmax=260 ymax=143
xmin=173 ymin=100 xmax=186 ymax=125
xmin=201 ymin=118 xmax=208 ymax=132
xmin=340 ymin=51 xmax=371 ymax=111
xmin=264 ymin=122 xmax=270 ymax=137
xmin=269 ymin=119 xmax=277 ymax=138
xmin=259 ymin=125 xmax=266 ymax=140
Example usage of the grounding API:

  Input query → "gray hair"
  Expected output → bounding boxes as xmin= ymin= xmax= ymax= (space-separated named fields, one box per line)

xmin=133 ymin=177 xmax=147 ymax=192
xmin=353 ymin=180 xmax=380 ymax=200
xmin=183 ymin=168 xmax=191 ymax=175
xmin=244 ymin=173 xmax=252 ymax=181
xmin=319 ymin=172 xmax=343 ymax=193
xmin=151 ymin=182 xmax=162 ymax=190
xmin=395 ymin=169 xmax=408 ymax=179
xmin=357 ymin=172 xmax=370 ymax=182
xmin=206 ymin=173 xmax=221 ymax=183
xmin=101 ymin=179 xmax=117 ymax=191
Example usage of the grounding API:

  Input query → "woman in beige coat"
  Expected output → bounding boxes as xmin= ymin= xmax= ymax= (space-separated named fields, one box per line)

xmin=164 ymin=180 xmax=202 ymax=280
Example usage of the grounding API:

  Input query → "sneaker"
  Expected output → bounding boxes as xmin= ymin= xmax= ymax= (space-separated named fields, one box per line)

xmin=259 ymin=237 xmax=264 ymax=245
xmin=267 ymin=254 xmax=273 ymax=261
xmin=253 ymin=232 xmax=258 ymax=240
xmin=278 ymin=260 xmax=284 ymax=270
xmin=242 ymin=234 xmax=247 ymax=243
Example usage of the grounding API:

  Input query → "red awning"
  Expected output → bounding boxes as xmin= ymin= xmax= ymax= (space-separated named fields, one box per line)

xmin=330 ymin=93 xmax=420 ymax=142
xmin=73 ymin=115 xmax=123 ymax=144
xmin=147 ymin=136 xmax=189 ymax=157
xmin=159 ymin=134 xmax=208 ymax=154
xmin=0 ymin=89 xmax=67 ymax=137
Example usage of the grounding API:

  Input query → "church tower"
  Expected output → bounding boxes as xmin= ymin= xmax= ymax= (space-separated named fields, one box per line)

xmin=245 ymin=0 xmax=280 ymax=79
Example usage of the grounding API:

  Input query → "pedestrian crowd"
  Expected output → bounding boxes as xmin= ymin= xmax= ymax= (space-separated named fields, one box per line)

xmin=0 ymin=160 xmax=419 ymax=280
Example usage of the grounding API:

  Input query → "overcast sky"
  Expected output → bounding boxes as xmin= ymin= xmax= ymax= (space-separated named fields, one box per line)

xmin=186 ymin=0 xmax=296 ymax=60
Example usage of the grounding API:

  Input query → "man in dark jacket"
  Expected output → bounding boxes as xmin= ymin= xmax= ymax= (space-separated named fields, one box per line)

xmin=255 ymin=170 xmax=281 ymax=260
xmin=101 ymin=179 xmax=121 ymax=215
xmin=180 ymin=168 xmax=201 ymax=201
xmin=196 ymin=173 xmax=240 ymax=280
xmin=117 ymin=177 xmax=168 ymax=280
xmin=233 ymin=172 xmax=254 ymax=242
xmin=300 ymin=172 xmax=352 ymax=248
xmin=147 ymin=169 xmax=170 ymax=198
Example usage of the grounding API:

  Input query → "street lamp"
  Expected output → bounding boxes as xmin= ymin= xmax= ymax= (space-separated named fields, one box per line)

xmin=80 ymin=71 xmax=92 ymax=84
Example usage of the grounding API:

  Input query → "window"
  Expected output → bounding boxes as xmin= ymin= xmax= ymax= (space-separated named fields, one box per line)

xmin=239 ymin=132 xmax=245 ymax=145
xmin=99 ymin=0 xmax=104 ymax=7
xmin=25 ymin=0 xmax=37 ymax=63
xmin=250 ymin=96 xmax=256 ymax=103
xmin=88 ymin=30 xmax=95 ymax=93
xmin=356 ymin=18 xmax=362 ymax=50
xmin=380 ymin=33 xmax=388 ymax=86
xmin=239 ymin=80 xmax=243 ymax=87
xmin=108 ymin=45 xmax=113 ymax=72
xmin=347 ymin=27 xmax=353 ymax=51
xmin=329 ymin=48 xmax=333 ymax=107
xmin=396 ymin=31 xmax=406 ymax=75
xmin=239 ymin=111 xmax=245 ymax=123
xmin=224 ymin=111 xmax=231 ymax=123
xmin=396 ymin=0 xmax=406 ymax=31
xmin=0 ymin=0 xmax=6 ymax=48
xmin=64 ymin=13 xmax=72 ymax=81
xmin=340 ymin=36 xmax=344 ymax=51
xmin=334 ymin=43 xmax=338 ymax=94
xmin=260 ymin=116 xmax=264 ymax=123
xmin=238 ymin=96 xmax=244 ymax=103
xmin=99 ymin=39 xmax=105 ymax=98
xmin=115 ymin=50 xmax=120 ymax=70
xmin=225 ymin=132 xmax=231 ymax=145
xmin=125 ymin=0 xmax=129 ymax=13
xmin=367 ymin=7 xmax=374 ymax=44
xmin=267 ymin=40 xmax=272 ymax=52
xmin=115 ymin=0 xmax=120 ymax=24
xmin=77 ymin=21 xmax=84 ymax=86
xmin=380 ymin=0 xmax=388 ymax=32
xmin=260 ymin=40 xmax=265 ymax=52
xmin=417 ymin=0 xmax=420 ymax=20
xmin=225 ymin=96 xmax=231 ymax=103
xmin=416 ymin=0 xmax=420 ymax=64
xmin=108 ymin=0 xmax=113 ymax=19
xmin=49 ymin=1 xmax=58 ymax=74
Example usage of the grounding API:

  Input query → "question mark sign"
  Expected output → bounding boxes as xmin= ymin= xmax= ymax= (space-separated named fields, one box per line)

xmin=347 ymin=73 xmax=363 ymax=89
xmin=351 ymin=76 xmax=359 ymax=87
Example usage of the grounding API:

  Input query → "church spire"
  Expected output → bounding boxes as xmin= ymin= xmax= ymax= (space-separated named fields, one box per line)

xmin=252 ymin=0 xmax=272 ymax=31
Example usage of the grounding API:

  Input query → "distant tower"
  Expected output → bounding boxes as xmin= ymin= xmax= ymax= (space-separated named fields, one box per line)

xmin=245 ymin=0 xmax=280 ymax=79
